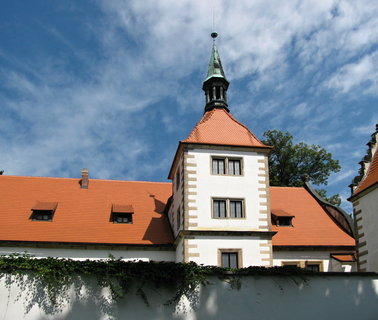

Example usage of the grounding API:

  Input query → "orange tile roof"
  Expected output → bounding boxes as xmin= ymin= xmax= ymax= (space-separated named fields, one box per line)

xmin=182 ymin=108 xmax=270 ymax=148
xmin=32 ymin=201 xmax=58 ymax=211
xmin=0 ymin=176 xmax=173 ymax=246
xmin=353 ymin=148 xmax=378 ymax=196
xmin=270 ymin=187 xmax=355 ymax=247
xmin=0 ymin=176 xmax=355 ymax=249
xmin=330 ymin=254 xmax=356 ymax=262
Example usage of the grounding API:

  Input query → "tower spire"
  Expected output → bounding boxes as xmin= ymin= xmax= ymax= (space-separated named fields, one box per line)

xmin=203 ymin=32 xmax=230 ymax=113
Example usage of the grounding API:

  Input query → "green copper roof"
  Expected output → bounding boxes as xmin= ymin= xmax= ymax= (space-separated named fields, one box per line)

xmin=204 ymin=41 xmax=228 ymax=82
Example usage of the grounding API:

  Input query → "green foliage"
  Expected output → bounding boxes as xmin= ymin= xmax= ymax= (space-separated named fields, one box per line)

xmin=0 ymin=254 xmax=315 ymax=316
xmin=262 ymin=130 xmax=341 ymax=187
xmin=316 ymin=189 xmax=342 ymax=206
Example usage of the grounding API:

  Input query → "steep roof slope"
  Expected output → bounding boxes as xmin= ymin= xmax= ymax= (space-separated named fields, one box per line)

xmin=270 ymin=187 xmax=355 ymax=247
xmin=0 ymin=176 xmax=173 ymax=245
xmin=352 ymin=148 xmax=378 ymax=196
xmin=182 ymin=108 xmax=270 ymax=148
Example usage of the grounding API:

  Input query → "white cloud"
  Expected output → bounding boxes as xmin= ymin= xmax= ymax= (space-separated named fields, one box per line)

xmin=326 ymin=51 xmax=378 ymax=94
xmin=0 ymin=0 xmax=377 ymax=210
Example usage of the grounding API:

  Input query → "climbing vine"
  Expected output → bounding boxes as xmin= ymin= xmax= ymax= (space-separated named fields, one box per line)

xmin=0 ymin=254 xmax=310 ymax=316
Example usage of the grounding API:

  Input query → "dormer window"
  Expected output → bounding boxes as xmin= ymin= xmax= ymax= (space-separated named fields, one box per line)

xmin=31 ymin=202 xmax=57 ymax=221
xmin=277 ymin=217 xmax=293 ymax=226
xmin=271 ymin=209 xmax=294 ymax=227
xmin=111 ymin=204 xmax=134 ymax=224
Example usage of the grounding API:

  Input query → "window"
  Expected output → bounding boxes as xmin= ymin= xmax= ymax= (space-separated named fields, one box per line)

xmin=282 ymin=261 xmax=323 ymax=272
xmin=212 ymin=157 xmax=242 ymax=175
xmin=213 ymin=199 xmax=227 ymax=218
xmin=31 ymin=210 xmax=53 ymax=221
xmin=111 ymin=204 xmax=134 ymax=224
xmin=222 ymin=252 xmax=238 ymax=268
xmin=305 ymin=262 xmax=322 ymax=272
xmin=219 ymin=249 xmax=242 ymax=268
xmin=228 ymin=159 xmax=241 ymax=175
xmin=281 ymin=261 xmax=300 ymax=268
xmin=213 ymin=199 xmax=244 ymax=219
xmin=271 ymin=210 xmax=294 ymax=227
xmin=30 ymin=201 xmax=57 ymax=222
xmin=277 ymin=217 xmax=293 ymax=226
xmin=212 ymin=158 xmax=225 ymax=174
xmin=113 ymin=212 xmax=133 ymax=224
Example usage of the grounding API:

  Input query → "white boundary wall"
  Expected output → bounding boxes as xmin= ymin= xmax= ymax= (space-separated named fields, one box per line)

xmin=0 ymin=247 xmax=175 ymax=262
xmin=1 ymin=273 xmax=377 ymax=319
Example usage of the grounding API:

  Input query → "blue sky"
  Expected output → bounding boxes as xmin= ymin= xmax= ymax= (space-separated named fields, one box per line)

xmin=1 ymin=0 xmax=377 ymax=212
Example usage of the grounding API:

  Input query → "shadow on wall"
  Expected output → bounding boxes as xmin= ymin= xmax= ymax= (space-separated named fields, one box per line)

xmin=1 ymin=274 xmax=378 ymax=320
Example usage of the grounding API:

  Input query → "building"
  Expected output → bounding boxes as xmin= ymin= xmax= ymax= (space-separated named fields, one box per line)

xmin=349 ymin=124 xmax=378 ymax=272
xmin=0 ymin=34 xmax=355 ymax=272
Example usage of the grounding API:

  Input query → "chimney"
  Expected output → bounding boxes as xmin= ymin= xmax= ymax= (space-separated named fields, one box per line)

xmin=80 ymin=168 xmax=89 ymax=189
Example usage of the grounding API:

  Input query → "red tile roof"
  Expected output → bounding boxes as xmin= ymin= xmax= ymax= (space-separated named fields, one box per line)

xmin=353 ymin=148 xmax=378 ymax=196
xmin=182 ymin=109 xmax=270 ymax=148
xmin=270 ymin=187 xmax=355 ymax=247
xmin=0 ymin=176 xmax=173 ymax=245
xmin=0 ymin=176 xmax=354 ymax=249
xmin=330 ymin=254 xmax=356 ymax=262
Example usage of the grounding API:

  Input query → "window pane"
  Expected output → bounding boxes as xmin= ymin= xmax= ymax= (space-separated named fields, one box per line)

xmin=228 ymin=160 xmax=241 ymax=175
xmin=306 ymin=264 xmax=320 ymax=272
xmin=219 ymin=201 xmax=226 ymax=218
xmin=229 ymin=253 xmax=238 ymax=268
xmin=230 ymin=200 xmax=243 ymax=218
xmin=222 ymin=253 xmax=229 ymax=267
xmin=214 ymin=200 xmax=226 ymax=218
xmin=213 ymin=159 xmax=225 ymax=174
xmin=219 ymin=160 xmax=224 ymax=174
xmin=113 ymin=213 xmax=132 ymax=224
xmin=222 ymin=252 xmax=238 ymax=268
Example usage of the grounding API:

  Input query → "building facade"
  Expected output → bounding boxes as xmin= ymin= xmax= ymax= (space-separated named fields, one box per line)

xmin=0 ymin=34 xmax=356 ymax=272
xmin=349 ymin=125 xmax=378 ymax=272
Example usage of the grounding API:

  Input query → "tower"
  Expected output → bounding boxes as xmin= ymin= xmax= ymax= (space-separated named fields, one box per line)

xmin=167 ymin=33 xmax=274 ymax=267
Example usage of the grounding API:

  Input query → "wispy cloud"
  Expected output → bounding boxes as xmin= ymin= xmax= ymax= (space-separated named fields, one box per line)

xmin=0 ymin=0 xmax=377 ymax=208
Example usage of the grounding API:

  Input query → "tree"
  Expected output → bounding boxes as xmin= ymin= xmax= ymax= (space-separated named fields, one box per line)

xmin=262 ymin=130 xmax=341 ymax=189
xmin=316 ymin=188 xmax=341 ymax=206
xmin=0 ymin=170 xmax=3 ymax=175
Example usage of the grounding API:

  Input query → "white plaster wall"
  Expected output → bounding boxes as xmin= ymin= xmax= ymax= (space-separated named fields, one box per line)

xmin=187 ymin=148 xmax=268 ymax=231
xmin=168 ymin=154 xmax=184 ymax=238
xmin=359 ymin=188 xmax=378 ymax=272
xmin=0 ymin=247 xmax=175 ymax=262
xmin=273 ymin=251 xmax=357 ymax=272
xmin=1 ymin=273 xmax=378 ymax=320
xmin=273 ymin=251 xmax=332 ymax=270
xmin=187 ymin=236 xmax=271 ymax=267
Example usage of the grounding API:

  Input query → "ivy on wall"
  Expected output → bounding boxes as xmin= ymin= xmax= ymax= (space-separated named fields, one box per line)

xmin=0 ymin=254 xmax=308 ymax=316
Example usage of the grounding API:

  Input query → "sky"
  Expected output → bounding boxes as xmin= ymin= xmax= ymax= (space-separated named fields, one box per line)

xmin=0 ymin=0 xmax=377 ymax=212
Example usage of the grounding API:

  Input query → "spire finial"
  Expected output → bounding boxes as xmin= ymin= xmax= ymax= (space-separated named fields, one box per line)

xmin=202 ymin=32 xmax=229 ymax=113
